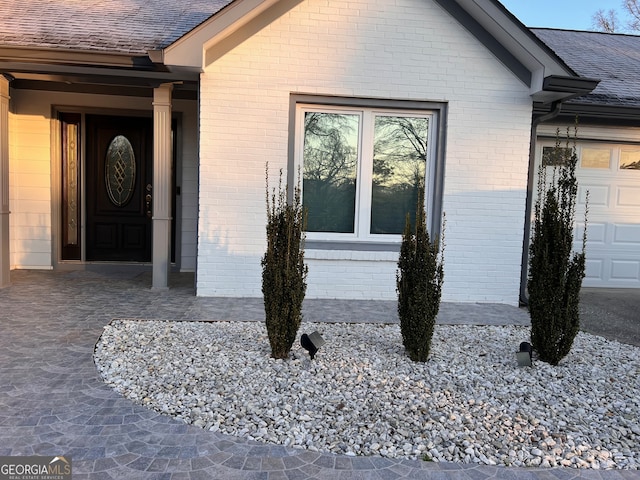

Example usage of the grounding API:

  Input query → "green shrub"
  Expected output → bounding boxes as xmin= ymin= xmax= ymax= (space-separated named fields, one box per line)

xmin=528 ymin=128 xmax=587 ymax=366
xmin=396 ymin=186 xmax=444 ymax=362
xmin=261 ymin=166 xmax=308 ymax=359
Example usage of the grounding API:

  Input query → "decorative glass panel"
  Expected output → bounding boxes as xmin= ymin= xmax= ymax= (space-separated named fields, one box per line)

xmin=371 ymin=115 xmax=428 ymax=234
xmin=620 ymin=150 xmax=640 ymax=170
xmin=61 ymin=112 xmax=82 ymax=260
xmin=66 ymin=123 xmax=79 ymax=244
xmin=581 ymin=148 xmax=611 ymax=169
xmin=105 ymin=135 xmax=136 ymax=207
xmin=302 ymin=112 xmax=359 ymax=233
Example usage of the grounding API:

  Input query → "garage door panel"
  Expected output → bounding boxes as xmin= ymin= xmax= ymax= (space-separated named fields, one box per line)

xmin=538 ymin=140 xmax=640 ymax=288
xmin=583 ymin=245 xmax=640 ymax=286
xmin=610 ymin=260 xmax=640 ymax=281
xmin=583 ymin=255 xmax=640 ymax=286
xmin=585 ymin=258 xmax=604 ymax=281
xmin=616 ymin=186 xmax=640 ymax=207
xmin=579 ymin=184 xmax=609 ymax=207
xmin=613 ymin=223 xmax=640 ymax=244
xmin=579 ymin=153 xmax=640 ymax=287
xmin=577 ymin=221 xmax=606 ymax=245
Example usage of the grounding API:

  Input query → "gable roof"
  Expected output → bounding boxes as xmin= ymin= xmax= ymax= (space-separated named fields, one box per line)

xmin=164 ymin=0 xmax=594 ymax=102
xmin=533 ymin=28 xmax=640 ymax=121
xmin=0 ymin=0 xmax=595 ymax=103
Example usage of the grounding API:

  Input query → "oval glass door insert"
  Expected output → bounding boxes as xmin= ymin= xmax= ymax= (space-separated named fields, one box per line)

xmin=105 ymin=135 xmax=136 ymax=207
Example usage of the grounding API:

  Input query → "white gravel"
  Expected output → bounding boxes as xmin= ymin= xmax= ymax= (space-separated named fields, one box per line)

xmin=94 ymin=320 xmax=640 ymax=470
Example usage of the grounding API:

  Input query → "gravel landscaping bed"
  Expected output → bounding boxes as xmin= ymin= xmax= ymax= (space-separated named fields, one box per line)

xmin=94 ymin=320 xmax=640 ymax=470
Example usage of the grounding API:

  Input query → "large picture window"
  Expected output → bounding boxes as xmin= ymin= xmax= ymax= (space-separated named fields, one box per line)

xmin=296 ymin=103 xmax=436 ymax=242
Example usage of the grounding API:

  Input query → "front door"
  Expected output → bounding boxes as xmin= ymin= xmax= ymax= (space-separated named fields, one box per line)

xmin=86 ymin=115 xmax=153 ymax=262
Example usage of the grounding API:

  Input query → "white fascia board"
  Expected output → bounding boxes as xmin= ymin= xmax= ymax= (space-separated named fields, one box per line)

xmin=163 ymin=0 xmax=280 ymax=72
xmin=455 ymin=0 xmax=575 ymax=94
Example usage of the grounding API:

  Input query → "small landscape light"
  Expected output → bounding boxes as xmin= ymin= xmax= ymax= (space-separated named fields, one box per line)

xmin=516 ymin=341 xmax=533 ymax=367
xmin=300 ymin=331 xmax=325 ymax=360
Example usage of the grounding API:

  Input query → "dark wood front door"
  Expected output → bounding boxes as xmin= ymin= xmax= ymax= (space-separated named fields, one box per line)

xmin=86 ymin=115 xmax=153 ymax=262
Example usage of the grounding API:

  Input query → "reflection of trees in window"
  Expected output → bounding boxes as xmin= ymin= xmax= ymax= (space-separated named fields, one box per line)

xmin=620 ymin=151 xmax=640 ymax=170
xmin=302 ymin=112 xmax=359 ymax=232
xmin=622 ymin=160 xmax=640 ymax=170
xmin=371 ymin=116 xmax=428 ymax=234
xmin=542 ymin=146 xmax=572 ymax=167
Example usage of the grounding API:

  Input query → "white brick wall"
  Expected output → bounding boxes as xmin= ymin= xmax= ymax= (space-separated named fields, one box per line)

xmin=174 ymin=99 xmax=199 ymax=272
xmin=197 ymin=0 xmax=533 ymax=304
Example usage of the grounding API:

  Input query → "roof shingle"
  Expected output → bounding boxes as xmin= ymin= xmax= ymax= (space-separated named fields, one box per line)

xmin=0 ymin=0 xmax=233 ymax=55
xmin=533 ymin=28 xmax=640 ymax=108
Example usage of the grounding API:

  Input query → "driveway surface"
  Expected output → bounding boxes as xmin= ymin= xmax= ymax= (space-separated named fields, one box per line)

xmin=0 ymin=269 xmax=637 ymax=479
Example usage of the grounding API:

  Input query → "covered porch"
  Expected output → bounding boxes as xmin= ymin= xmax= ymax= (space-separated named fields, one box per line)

xmin=0 ymin=51 xmax=200 ymax=289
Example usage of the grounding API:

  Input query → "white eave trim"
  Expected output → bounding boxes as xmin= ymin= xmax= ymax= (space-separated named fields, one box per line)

xmin=163 ymin=0 xmax=281 ymax=71
xmin=440 ymin=0 xmax=576 ymax=94
xmin=161 ymin=0 xmax=582 ymax=97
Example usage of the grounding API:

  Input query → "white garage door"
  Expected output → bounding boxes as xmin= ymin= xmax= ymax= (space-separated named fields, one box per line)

xmin=539 ymin=142 xmax=640 ymax=288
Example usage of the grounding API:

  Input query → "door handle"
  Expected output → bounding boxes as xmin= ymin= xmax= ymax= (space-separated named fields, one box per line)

xmin=145 ymin=184 xmax=152 ymax=218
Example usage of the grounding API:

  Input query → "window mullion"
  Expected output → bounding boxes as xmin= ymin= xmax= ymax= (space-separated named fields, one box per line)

xmin=358 ymin=111 xmax=374 ymax=238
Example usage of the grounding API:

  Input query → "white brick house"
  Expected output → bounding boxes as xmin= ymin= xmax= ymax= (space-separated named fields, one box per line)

xmin=0 ymin=0 xmax=610 ymax=305
xmin=194 ymin=0 xmax=541 ymax=303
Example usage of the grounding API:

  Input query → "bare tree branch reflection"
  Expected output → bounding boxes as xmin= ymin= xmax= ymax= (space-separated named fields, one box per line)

xmin=372 ymin=116 xmax=428 ymax=234
xmin=303 ymin=112 xmax=358 ymax=232
xmin=301 ymin=111 xmax=430 ymax=235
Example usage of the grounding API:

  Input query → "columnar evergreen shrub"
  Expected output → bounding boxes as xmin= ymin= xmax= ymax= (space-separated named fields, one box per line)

xmin=261 ymin=166 xmax=308 ymax=360
xmin=528 ymin=129 xmax=587 ymax=366
xmin=396 ymin=187 xmax=444 ymax=362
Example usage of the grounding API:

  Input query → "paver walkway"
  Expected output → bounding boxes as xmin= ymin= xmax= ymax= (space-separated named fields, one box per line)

xmin=0 ymin=269 xmax=635 ymax=479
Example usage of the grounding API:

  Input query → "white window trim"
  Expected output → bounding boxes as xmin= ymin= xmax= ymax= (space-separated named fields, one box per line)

xmin=294 ymin=103 xmax=438 ymax=244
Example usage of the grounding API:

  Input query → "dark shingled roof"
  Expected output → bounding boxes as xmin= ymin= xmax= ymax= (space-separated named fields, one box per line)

xmin=533 ymin=28 xmax=640 ymax=108
xmin=0 ymin=0 xmax=234 ymax=55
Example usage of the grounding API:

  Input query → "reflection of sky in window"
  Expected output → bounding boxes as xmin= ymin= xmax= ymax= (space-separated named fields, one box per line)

xmin=302 ymin=111 xmax=360 ymax=233
xmin=300 ymin=108 xmax=435 ymax=236
xmin=303 ymin=112 xmax=359 ymax=183
xmin=373 ymin=115 xmax=428 ymax=188
xmin=581 ymin=148 xmax=611 ymax=169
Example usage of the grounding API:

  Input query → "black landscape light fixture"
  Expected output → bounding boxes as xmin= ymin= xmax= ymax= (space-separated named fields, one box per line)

xmin=300 ymin=331 xmax=325 ymax=360
xmin=516 ymin=341 xmax=533 ymax=367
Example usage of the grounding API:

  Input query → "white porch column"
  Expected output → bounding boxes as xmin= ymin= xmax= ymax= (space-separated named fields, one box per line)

xmin=0 ymin=76 xmax=10 ymax=288
xmin=152 ymin=83 xmax=173 ymax=290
